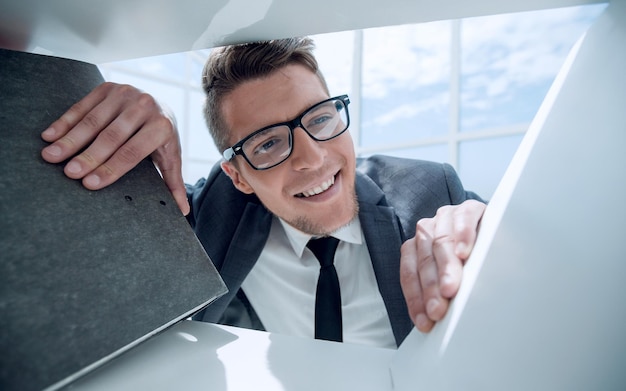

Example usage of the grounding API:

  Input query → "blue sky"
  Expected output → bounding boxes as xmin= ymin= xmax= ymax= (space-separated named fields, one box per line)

xmin=314 ymin=4 xmax=607 ymax=145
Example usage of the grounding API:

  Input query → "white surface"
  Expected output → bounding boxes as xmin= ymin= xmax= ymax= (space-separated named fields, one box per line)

xmin=0 ymin=0 xmax=604 ymax=63
xmin=66 ymin=320 xmax=395 ymax=391
xmin=391 ymin=1 xmax=626 ymax=389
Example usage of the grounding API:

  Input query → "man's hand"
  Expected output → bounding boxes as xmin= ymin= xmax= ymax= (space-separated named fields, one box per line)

xmin=400 ymin=199 xmax=486 ymax=332
xmin=40 ymin=82 xmax=190 ymax=215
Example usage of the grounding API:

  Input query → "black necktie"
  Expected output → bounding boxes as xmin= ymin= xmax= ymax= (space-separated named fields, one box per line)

xmin=307 ymin=236 xmax=342 ymax=342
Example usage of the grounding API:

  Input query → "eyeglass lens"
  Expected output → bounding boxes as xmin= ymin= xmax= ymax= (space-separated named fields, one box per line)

xmin=242 ymin=98 xmax=348 ymax=169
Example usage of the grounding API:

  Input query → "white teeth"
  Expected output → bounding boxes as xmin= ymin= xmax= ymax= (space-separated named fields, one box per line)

xmin=300 ymin=176 xmax=335 ymax=197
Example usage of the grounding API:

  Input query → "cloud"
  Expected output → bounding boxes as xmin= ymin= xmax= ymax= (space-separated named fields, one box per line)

xmin=313 ymin=4 xmax=606 ymax=106
xmin=463 ymin=5 xmax=606 ymax=83
xmin=361 ymin=22 xmax=451 ymax=99
xmin=364 ymin=91 xmax=448 ymax=128
xmin=459 ymin=4 xmax=606 ymax=115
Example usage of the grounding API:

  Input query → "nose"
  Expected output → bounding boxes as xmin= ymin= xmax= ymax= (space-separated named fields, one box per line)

xmin=289 ymin=126 xmax=326 ymax=171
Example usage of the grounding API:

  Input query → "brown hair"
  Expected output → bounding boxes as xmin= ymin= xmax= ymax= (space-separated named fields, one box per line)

xmin=201 ymin=37 xmax=329 ymax=155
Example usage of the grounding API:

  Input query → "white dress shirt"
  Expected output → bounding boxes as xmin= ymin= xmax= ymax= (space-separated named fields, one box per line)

xmin=240 ymin=216 xmax=397 ymax=349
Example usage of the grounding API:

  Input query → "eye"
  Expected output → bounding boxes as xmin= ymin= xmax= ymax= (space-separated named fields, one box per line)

xmin=304 ymin=105 xmax=336 ymax=132
xmin=252 ymin=136 xmax=283 ymax=155
xmin=307 ymin=113 xmax=333 ymax=128
xmin=245 ymin=126 xmax=289 ymax=157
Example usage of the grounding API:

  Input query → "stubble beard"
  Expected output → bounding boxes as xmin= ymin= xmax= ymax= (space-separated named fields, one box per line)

xmin=285 ymin=190 xmax=359 ymax=236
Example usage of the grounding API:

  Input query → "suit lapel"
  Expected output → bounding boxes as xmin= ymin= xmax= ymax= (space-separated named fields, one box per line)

xmin=201 ymin=202 xmax=272 ymax=322
xmin=357 ymin=174 xmax=413 ymax=346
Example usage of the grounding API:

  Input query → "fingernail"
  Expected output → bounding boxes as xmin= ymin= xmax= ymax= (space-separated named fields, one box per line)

xmin=84 ymin=174 xmax=100 ymax=187
xmin=456 ymin=242 xmax=468 ymax=256
xmin=415 ymin=313 xmax=429 ymax=330
xmin=44 ymin=145 xmax=62 ymax=157
xmin=427 ymin=298 xmax=439 ymax=316
xmin=42 ymin=127 xmax=56 ymax=138
xmin=441 ymin=273 xmax=453 ymax=287
xmin=66 ymin=161 xmax=81 ymax=174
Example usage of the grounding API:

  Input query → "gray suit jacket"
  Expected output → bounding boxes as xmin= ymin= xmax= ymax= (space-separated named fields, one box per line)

xmin=186 ymin=155 xmax=482 ymax=346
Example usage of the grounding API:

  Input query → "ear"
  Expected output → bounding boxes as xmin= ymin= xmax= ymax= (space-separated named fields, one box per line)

xmin=221 ymin=160 xmax=254 ymax=194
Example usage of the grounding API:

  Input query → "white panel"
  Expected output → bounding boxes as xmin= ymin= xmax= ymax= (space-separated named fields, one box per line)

xmin=0 ymin=0 xmax=605 ymax=63
xmin=68 ymin=321 xmax=395 ymax=391
xmin=391 ymin=1 xmax=626 ymax=389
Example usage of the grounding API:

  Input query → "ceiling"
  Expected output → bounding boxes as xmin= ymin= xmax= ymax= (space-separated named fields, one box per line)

xmin=0 ymin=0 xmax=605 ymax=63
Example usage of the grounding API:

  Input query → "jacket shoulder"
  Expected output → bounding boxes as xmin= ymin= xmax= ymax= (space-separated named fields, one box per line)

xmin=356 ymin=155 xmax=481 ymax=237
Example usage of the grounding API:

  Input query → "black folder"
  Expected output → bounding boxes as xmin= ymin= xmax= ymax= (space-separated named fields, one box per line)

xmin=0 ymin=49 xmax=227 ymax=391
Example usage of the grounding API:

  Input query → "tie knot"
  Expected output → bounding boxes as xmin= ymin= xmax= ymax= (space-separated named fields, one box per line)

xmin=307 ymin=236 xmax=339 ymax=267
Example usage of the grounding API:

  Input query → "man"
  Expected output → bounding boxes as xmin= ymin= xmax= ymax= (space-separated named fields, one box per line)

xmin=41 ymin=37 xmax=486 ymax=348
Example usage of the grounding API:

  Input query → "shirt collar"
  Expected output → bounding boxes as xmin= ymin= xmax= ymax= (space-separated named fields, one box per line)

xmin=277 ymin=216 xmax=363 ymax=258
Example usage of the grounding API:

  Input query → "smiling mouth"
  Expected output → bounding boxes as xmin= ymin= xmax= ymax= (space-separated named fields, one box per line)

xmin=296 ymin=175 xmax=336 ymax=198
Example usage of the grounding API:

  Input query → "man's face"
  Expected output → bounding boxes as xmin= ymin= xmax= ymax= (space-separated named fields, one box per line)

xmin=220 ymin=64 xmax=358 ymax=236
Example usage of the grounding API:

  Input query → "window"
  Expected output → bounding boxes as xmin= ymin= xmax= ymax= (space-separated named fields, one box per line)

xmin=99 ymin=3 xmax=606 ymax=199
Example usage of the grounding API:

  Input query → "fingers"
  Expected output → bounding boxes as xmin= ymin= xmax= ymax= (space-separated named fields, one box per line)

xmin=452 ymin=199 xmax=486 ymax=259
xmin=152 ymin=138 xmax=191 ymax=216
xmin=41 ymin=82 xmax=125 ymax=161
xmin=400 ymin=238 xmax=435 ymax=333
xmin=401 ymin=215 xmax=454 ymax=333
xmin=167 ymin=179 xmax=191 ymax=216
xmin=432 ymin=206 xmax=464 ymax=299
xmin=43 ymin=84 xmax=158 ymax=179
xmin=401 ymin=199 xmax=487 ymax=332
xmin=431 ymin=200 xmax=486 ymax=298
xmin=80 ymin=113 xmax=173 ymax=189
xmin=40 ymin=82 xmax=182 ymax=194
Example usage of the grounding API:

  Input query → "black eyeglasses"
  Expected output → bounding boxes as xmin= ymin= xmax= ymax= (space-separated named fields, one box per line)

xmin=222 ymin=95 xmax=350 ymax=170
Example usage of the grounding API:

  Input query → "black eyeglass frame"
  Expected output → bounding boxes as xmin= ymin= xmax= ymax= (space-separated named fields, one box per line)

xmin=222 ymin=95 xmax=351 ymax=170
